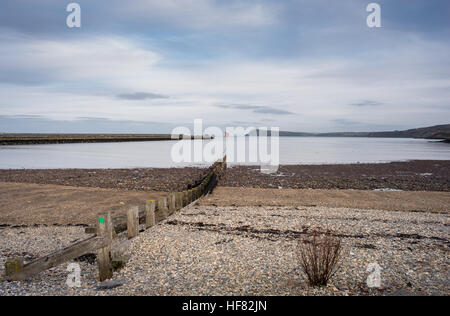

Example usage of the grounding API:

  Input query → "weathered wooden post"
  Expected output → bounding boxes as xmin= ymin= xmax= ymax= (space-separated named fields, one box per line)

xmin=168 ymin=193 xmax=176 ymax=215
xmin=145 ymin=200 xmax=156 ymax=229
xmin=157 ymin=196 xmax=169 ymax=219
xmin=201 ymin=181 xmax=207 ymax=195
xmin=183 ymin=190 xmax=189 ymax=206
xmin=4 ymin=258 xmax=24 ymax=279
xmin=192 ymin=187 xmax=198 ymax=200
xmin=173 ymin=194 xmax=177 ymax=210
xmin=127 ymin=206 xmax=139 ymax=239
xmin=174 ymin=193 xmax=179 ymax=210
xmin=196 ymin=187 xmax=200 ymax=199
xmin=175 ymin=192 xmax=182 ymax=210
xmin=97 ymin=212 xmax=113 ymax=282
xmin=178 ymin=192 xmax=184 ymax=208
xmin=201 ymin=180 xmax=206 ymax=191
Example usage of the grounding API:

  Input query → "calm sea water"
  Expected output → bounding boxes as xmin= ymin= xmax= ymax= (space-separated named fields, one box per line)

xmin=0 ymin=137 xmax=449 ymax=169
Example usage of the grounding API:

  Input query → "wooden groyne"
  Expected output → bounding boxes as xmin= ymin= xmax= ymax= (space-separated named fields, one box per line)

xmin=2 ymin=157 xmax=226 ymax=282
xmin=0 ymin=134 xmax=212 ymax=146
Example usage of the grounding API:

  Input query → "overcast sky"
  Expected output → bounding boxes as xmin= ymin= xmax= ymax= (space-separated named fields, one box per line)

xmin=0 ymin=0 xmax=449 ymax=133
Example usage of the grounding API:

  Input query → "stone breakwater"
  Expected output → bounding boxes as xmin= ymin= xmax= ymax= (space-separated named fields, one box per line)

xmin=0 ymin=134 xmax=211 ymax=146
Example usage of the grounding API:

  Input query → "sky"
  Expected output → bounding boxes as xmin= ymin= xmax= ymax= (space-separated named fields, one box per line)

xmin=0 ymin=0 xmax=449 ymax=133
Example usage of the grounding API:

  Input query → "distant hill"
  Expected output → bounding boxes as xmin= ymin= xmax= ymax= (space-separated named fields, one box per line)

xmin=251 ymin=124 xmax=450 ymax=141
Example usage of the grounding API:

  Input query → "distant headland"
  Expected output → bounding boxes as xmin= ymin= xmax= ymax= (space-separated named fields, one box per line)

xmin=251 ymin=124 xmax=450 ymax=141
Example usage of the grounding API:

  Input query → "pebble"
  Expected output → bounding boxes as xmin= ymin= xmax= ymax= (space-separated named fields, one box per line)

xmin=0 ymin=206 xmax=448 ymax=296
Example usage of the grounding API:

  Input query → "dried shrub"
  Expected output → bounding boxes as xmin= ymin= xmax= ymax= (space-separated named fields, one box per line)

xmin=298 ymin=229 xmax=342 ymax=287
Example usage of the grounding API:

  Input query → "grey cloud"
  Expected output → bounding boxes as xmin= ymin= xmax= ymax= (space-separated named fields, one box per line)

xmin=216 ymin=104 xmax=294 ymax=115
xmin=350 ymin=100 xmax=384 ymax=107
xmin=117 ymin=92 xmax=170 ymax=100
xmin=0 ymin=114 xmax=42 ymax=119
xmin=332 ymin=118 xmax=361 ymax=126
xmin=228 ymin=121 xmax=266 ymax=126
xmin=253 ymin=107 xmax=293 ymax=115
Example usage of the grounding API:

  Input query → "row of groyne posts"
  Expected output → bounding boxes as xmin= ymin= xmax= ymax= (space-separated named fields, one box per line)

xmin=3 ymin=156 xmax=227 ymax=282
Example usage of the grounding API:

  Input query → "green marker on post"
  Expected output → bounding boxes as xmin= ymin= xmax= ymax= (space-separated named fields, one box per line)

xmin=99 ymin=217 xmax=105 ymax=224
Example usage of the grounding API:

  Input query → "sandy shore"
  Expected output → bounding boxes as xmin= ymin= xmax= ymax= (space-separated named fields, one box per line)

xmin=0 ymin=182 xmax=166 ymax=226
xmin=199 ymin=187 xmax=450 ymax=214
xmin=2 ymin=183 xmax=448 ymax=227
xmin=1 ymin=204 xmax=448 ymax=296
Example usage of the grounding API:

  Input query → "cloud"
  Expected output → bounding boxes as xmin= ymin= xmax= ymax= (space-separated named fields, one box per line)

xmin=0 ymin=1 xmax=449 ymax=133
xmin=117 ymin=92 xmax=169 ymax=100
xmin=118 ymin=0 xmax=276 ymax=29
xmin=350 ymin=100 xmax=384 ymax=107
xmin=332 ymin=118 xmax=362 ymax=126
xmin=253 ymin=107 xmax=294 ymax=115
xmin=0 ymin=34 xmax=160 ymax=86
xmin=0 ymin=0 xmax=277 ymax=38
xmin=216 ymin=104 xmax=294 ymax=115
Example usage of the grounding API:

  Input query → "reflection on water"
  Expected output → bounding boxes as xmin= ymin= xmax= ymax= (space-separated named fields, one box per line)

xmin=0 ymin=137 xmax=449 ymax=169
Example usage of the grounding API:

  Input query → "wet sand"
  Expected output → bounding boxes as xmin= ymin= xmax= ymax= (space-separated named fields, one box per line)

xmin=0 ymin=182 xmax=165 ymax=226
xmin=199 ymin=187 xmax=450 ymax=214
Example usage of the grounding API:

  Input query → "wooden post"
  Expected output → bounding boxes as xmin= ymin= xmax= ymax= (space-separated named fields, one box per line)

xmin=183 ymin=191 xmax=189 ymax=206
xmin=145 ymin=200 xmax=156 ymax=229
xmin=173 ymin=192 xmax=181 ymax=211
xmin=172 ymin=193 xmax=177 ymax=211
xmin=201 ymin=181 xmax=207 ymax=193
xmin=176 ymin=192 xmax=183 ymax=210
xmin=194 ymin=187 xmax=200 ymax=199
xmin=194 ymin=188 xmax=199 ymax=200
xmin=127 ymin=206 xmax=139 ymax=239
xmin=168 ymin=193 xmax=176 ymax=215
xmin=97 ymin=213 xmax=113 ymax=282
xmin=157 ymin=196 xmax=169 ymax=219
xmin=4 ymin=258 xmax=24 ymax=278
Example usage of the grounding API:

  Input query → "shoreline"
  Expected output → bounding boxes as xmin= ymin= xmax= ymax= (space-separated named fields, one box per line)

xmin=0 ymin=162 xmax=448 ymax=296
xmin=0 ymin=160 xmax=448 ymax=192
